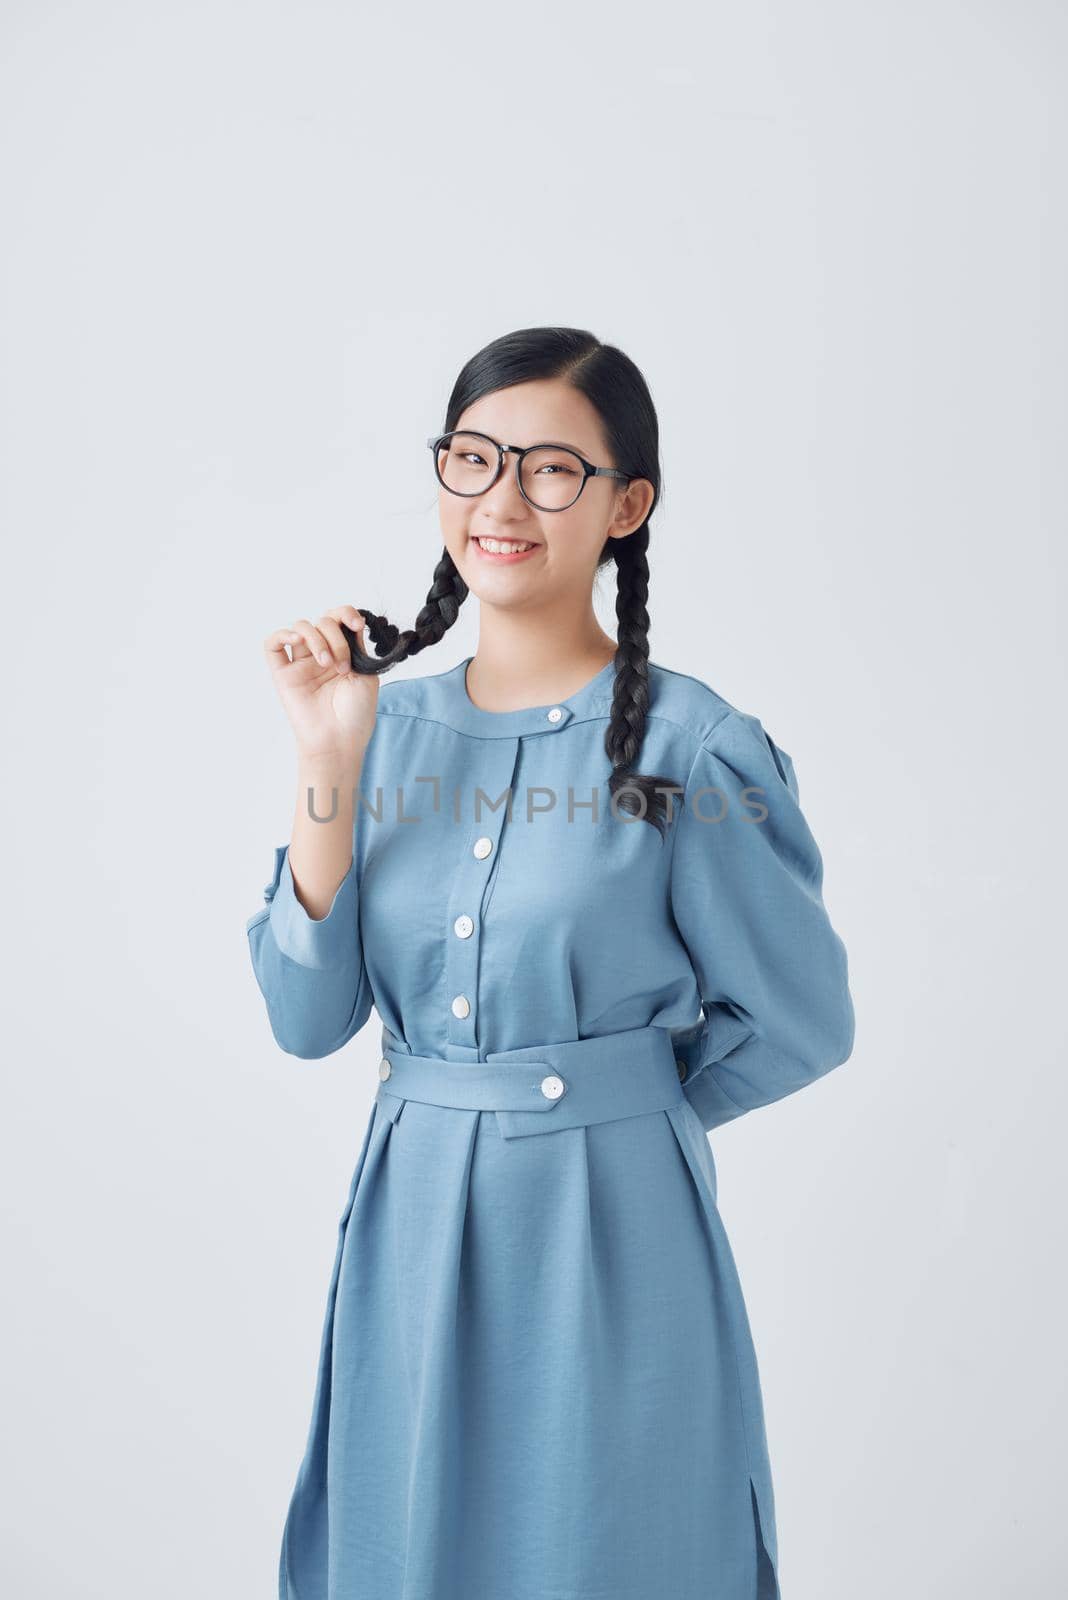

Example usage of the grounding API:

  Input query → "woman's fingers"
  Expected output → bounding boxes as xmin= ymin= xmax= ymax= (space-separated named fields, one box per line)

xmin=285 ymin=618 xmax=333 ymax=667
xmin=324 ymin=606 xmax=368 ymax=667
xmin=323 ymin=605 xmax=365 ymax=630
xmin=263 ymin=626 xmax=302 ymax=669
xmin=324 ymin=605 xmax=366 ymax=646
xmin=317 ymin=615 xmax=356 ymax=674
xmin=262 ymin=608 xmax=366 ymax=676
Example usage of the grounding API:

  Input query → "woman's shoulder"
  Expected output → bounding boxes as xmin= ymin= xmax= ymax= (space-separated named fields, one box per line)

xmin=648 ymin=662 xmax=798 ymax=793
xmin=646 ymin=659 xmax=746 ymax=747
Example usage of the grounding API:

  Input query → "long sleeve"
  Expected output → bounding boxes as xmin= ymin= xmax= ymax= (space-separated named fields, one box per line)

xmin=668 ymin=710 xmax=855 ymax=1132
xmin=245 ymin=842 xmax=375 ymax=1059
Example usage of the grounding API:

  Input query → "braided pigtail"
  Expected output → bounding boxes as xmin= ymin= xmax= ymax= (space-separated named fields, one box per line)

xmin=603 ymin=525 xmax=681 ymax=838
xmin=340 ymin=546 xmax=469 ymax=673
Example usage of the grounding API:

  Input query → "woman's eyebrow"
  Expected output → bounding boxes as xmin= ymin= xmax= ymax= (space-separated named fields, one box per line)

xmin=478 ymin=433 xmax=590 ymax=454
xmin=513 ymin=437 xmax=587 ymax=453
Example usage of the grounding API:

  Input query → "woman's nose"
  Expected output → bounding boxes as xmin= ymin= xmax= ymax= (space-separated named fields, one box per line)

xmin=481 ymin=452 xmax=527 ymax=511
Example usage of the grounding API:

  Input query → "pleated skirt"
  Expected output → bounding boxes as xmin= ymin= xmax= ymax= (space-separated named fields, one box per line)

xmin=278 ymin=1025 xmax=782 ymax=1600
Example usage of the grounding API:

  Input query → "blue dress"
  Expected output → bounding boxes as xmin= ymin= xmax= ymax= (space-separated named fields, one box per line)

xmin=246 ymin=655 xmax=855 ymax=1600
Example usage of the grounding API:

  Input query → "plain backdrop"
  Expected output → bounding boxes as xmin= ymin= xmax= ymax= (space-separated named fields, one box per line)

xmin=1 ymin=2 xmax=1065 ymax=1595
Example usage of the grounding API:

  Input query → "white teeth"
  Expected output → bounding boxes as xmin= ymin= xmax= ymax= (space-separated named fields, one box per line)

xmin=475 ymin=537 xmax=535 ymax=554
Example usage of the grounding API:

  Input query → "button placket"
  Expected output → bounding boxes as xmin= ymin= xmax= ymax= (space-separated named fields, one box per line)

xmin=444 ymin=738 xmax=522 ymax=1050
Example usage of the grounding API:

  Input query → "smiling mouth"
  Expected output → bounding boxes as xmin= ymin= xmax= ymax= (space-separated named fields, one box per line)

xmin=470 ymin=535 xmax=541 ymax=556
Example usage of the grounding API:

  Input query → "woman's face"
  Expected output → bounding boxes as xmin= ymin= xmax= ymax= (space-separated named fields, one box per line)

xmin=437 ymin=378 xmax=653 ymax=611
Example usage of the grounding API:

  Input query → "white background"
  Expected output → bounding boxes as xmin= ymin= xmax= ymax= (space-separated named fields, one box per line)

xmin=1 ymin=2 xmax=1065 ymax=1594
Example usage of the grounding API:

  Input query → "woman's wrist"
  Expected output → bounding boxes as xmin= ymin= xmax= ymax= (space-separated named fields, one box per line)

xmin=296 ymin=746 xmax=365 ymax=785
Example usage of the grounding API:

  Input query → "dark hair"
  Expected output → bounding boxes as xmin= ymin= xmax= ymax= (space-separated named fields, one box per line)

xmin=342 ymin=325 xmax=679 ymax=836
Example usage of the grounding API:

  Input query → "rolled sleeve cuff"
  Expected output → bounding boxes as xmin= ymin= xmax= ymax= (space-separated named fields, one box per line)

xmin=672 ymin=1003 xmax=756 ymax=1133
xmin=265 ymin=844 xmax=360 ymax=972
xmin=682 ymin=1067 xmax=748 ymax=1132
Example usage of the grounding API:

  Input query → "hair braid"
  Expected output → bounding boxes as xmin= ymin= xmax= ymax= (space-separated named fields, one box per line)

xmin=340 ymin=547 xmax=470 ymax=672
xmin=603 ymin=526 xmax=681 ymax=838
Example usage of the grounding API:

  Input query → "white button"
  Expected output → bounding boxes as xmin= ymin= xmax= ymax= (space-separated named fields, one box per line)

xmin=546 ymin=707 xmax=563 ymax=723
xmin=453 ymin=914 xmax=474 ymax=939
xmin=540 ymin=1074 xmax=565 ymax=1100
xmin=473 ymin=836 xmax=493 ymax=859
xmin=451 ymin=994 xmax=471 ymax=1019
xmin=675 ymin=1057 xmax=688 ymax=1083
xmin=379 ymin=1057 xmax=392 ymax=1080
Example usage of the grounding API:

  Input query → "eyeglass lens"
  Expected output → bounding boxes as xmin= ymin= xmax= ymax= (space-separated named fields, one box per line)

xmin=435 ymin=433 xmax=584 ymax=511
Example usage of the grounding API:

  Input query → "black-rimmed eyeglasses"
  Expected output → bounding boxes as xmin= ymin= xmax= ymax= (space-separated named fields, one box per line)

xmin=427 ymin=430 xmax=632 ymax=513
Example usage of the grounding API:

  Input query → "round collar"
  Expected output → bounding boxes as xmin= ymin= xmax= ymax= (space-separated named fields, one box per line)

xmin=441 ymin=654 xmax=617 ymax=739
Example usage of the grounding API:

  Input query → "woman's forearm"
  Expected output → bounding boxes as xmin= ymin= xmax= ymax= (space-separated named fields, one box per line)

xmin=287 ymin=752 xmax=365 ymax=920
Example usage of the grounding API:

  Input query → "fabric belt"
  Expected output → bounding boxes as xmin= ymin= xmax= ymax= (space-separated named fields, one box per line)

xmin=373 ymin=1023 xmax=691 ymax=1140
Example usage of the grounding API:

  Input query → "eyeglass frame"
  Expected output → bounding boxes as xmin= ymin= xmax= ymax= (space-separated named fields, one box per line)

xmin=426 ymin=430 xmax=633 ymax=512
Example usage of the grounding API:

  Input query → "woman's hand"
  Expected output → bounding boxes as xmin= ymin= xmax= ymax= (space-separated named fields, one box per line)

xmin=263 ymin=605 xmax=379 ymax=761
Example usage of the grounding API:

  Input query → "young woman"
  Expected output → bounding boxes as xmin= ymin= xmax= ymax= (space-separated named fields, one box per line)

xmin=247 ymin=325 xmax=855 ymax=1600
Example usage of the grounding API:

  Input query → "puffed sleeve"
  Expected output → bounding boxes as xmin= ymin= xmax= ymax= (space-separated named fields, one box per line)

xmin=245 ymin=841 xmax=375 ymax=1059
xmin=669 ymin=710 xmax=855 ymax=1132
